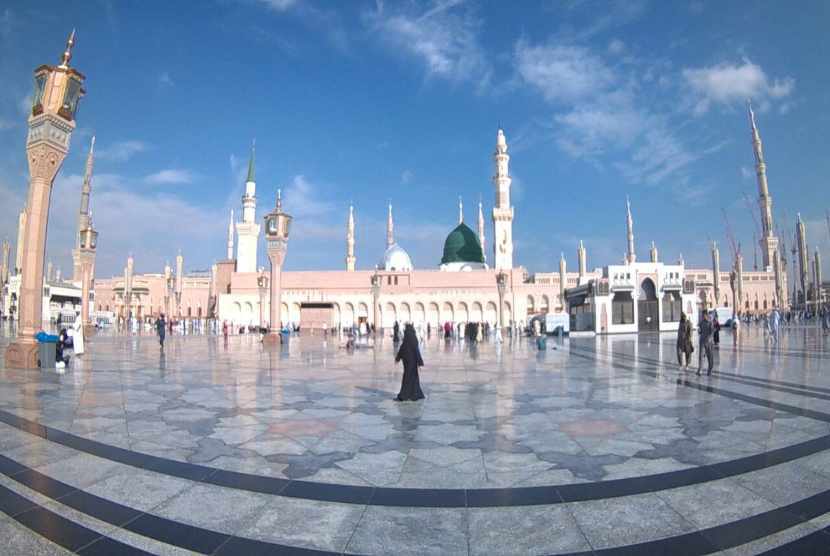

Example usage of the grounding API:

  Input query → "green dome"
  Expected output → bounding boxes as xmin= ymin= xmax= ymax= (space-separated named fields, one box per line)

xmin=441 ymin=223 xmax=485 ymax=265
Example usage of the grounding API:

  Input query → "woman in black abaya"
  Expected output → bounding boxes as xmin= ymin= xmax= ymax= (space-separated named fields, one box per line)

xmin=395 ymin=324 xmax=425 ymax=401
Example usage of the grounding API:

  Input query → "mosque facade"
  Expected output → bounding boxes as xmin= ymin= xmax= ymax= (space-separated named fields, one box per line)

xmin=86 ymin=110 xmax=788 ymax=334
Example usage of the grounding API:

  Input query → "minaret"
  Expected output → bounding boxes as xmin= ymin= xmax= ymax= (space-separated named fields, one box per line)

xmin=346 ymin=204 xmax=356 ymax=271
xmin=492 ymin=128 xmax=514 ymax=270
xmin=46 ymin=261 xmax=54 ymax=283
xmin=748 ymin=102 xmax=779 ymax=271
xmin=235 ymin=141 xmax=260 ymax=273
xmin=72 ymin=135 xmax=95 ymax=281
xmin=678 ymin=253 xmax=685 ymax=267
xmin=175 ymin=251 xmax=184 ymax=318
xmin=577 ymin=240 xmax=587 ymax=285
xmin=15 ymin=208 xmax=26 ymax=275
xmin=124 ymin=254 xmax=134 ymax=317
xmin=1 ymin=240 xmax=9 ymax=285
xmin=649 ymin=241 xmax=658 ymax=263
xmin=625 ymin=197 xmax=636 ymax=264
xmin=559 ymin=252 xmax=567 ymax=309
xmin=712 ymin=241 xmax=721 ymax=306
xmin=477 ymin=199 xmax=486 ymax=262
xmin=226 ymin=209 xmax=234 ymax=260
xmin=814 ymin=247 xmax=822 ymax=309
xmin=458 ymin=196 xmax=463 ymax=224
xmin=796 ymin=213 xmax=808 ymax=305
xmin=386 ymin=201 xmax=394 ymax=248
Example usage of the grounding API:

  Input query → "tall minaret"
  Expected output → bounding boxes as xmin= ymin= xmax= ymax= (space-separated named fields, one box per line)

xmin=492 ymin=128 xmax=514 ymax=270
xmin=175 ymin=251 xmax=184 ymax=318
xmin=748 ymin=102 xmax=779 ymax=271
xmin=72 ymin=136 xmax=95 ymax=281
xmin=386 ymin=202 xmax=394 ymax=248
xmin=235 ymin=141 xmax=260 ymax=273
xmin=649 ymin=241 xmax=658 ymax=263
xmin=346 ymin=204 xmax=356 ymax=271
xmin=577 ymin=240 xmax=587 ymax=285
xmin=226 ymin=209 xmax=234 ymax=261
xmin=15 ymin=208 xmax=26 ymax=275
xmin=796 ymin=213 xmax=808 ymax=304
xmin=559 ymin=252 xmax=567 ymax=309
xmin=458 ymin=196 xmax=463 ymax=224
xmin=477 ymin=198 xmax=486 ymax=262
xmin=625 ymin=197 xmax=636 ymax=264
xmin=814 ymin=247 xmax=823 ymax=308
xmin=1 ymin=240 xmax=9 ymax=285
xmin=712 ymin=241 xmax=721 ymax=306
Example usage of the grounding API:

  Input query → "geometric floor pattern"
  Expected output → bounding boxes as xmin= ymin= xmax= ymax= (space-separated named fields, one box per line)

xmin=1 ymin=325 xmax=829 ymax=554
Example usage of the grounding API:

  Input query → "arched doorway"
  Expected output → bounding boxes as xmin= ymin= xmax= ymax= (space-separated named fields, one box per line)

xmin=638 ymin=278 xmax=658 ymax=331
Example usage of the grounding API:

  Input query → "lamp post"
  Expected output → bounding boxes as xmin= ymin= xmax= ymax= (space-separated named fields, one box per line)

xmin=6 ymin=32 xmax=86 ymax=368
xmin=263 ymin=190 xmax=291 ymax=344
xmin=371 ymin=269 xmax=381 ymax=336
xmin=78 ymin=226 xmax=97 ymax=334
xmin=496 ymin=271 xmax=507 ymax=337
xmin=257 ymin=270 xmax=268 ymax=332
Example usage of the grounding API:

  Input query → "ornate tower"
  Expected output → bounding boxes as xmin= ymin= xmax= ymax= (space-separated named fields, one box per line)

xmin=226 ymin=209 xmax=234 ymax=261
xmin=477 ymin=199 xmax=486 ymax=263
xmin=7 ymin=31 xmax=86 ymax=368
xmin=175 ymin=251 xmax=184 ymax=319
xmin=559 ymin=252 xmax=567 ymax=309
xmin=649 ymin=241 xmax=658 ymax=263
xmin=796 ymin=213 xmax=808 ymax=305
xmin=386 ymin=202 xmax=394 ymax=248
xmin=492 ymin=129 xmax=514 ymax=270
xmin=15 ymin=208 xmax=26 ymax=275
xmin=458 ymin=196 xmax=463 ymax=224
xmin=625 ymin=197 xmax=636 ymax=264
xmin=748 ymin=102 xmax=779 ymax=271
xmin=711 ymin=241 xmax=721 ymax=306
xmin=235 ymin=142 xmax=260 ymax=273
xmin=72 ymin=135 xmax=94 ymax=281
xmin=346 ymin=204 xmax=356 ymax=271
xmin=814 ymin=247 xmax=822 ymax=308
xmin=577 ymin=240 xmax=587 ymax=285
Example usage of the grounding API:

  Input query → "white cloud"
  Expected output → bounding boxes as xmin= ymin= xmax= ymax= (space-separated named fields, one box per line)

xmin=401 ymin=169 xmax=414 ymax=185
xmin=18 ymin=94 xmax=32 ymax=115
xmin=366 ymin=1 xmax=491 ymax=88
xmin=256 ymin=0 xmax=298 ymax=11
xmin=0 ymin=119 xmax=14 ymax=130
xmin=97 ymin=140 xmax=149 ymax=162
xmin=740 ymin=166 xmax=753 ymax=180
xmin=144 ymin=169 xmax=193 ymax=185
xmin=282 ymin=174 xmax=334 ymax=218
xmin=554 ymin=106 xmax=643 ymax=156
xmin=514 ymin=41 xmax=615 ymax=103
xmin=158 ymin=72 xmax=174 ymax=87
xmin=608 ymin=39 xmax=625 ymax=55
xmin=682 ymin=59 xmax=795 ymax=115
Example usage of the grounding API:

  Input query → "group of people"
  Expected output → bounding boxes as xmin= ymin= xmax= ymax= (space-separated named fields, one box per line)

xmin=675 ymin=311 xmax=719 ymax=375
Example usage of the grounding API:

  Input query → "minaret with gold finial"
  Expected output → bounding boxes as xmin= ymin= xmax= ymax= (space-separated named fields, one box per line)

xmin=649 ymin=241 xmax=658 ymax=263
xmin=72 ymin=135 xmax=95 ymax=281
xmin=748 ymin=101 xmax=779 ymax=271
xmin=346 ymin=204 xmax=356 ymax=271
xmin=235 ymin=140 xmax=260 ymax=273
xmin=577 ymin=240 xmax=587 ymax=285
xmin=492 ymin=128 xmax=514 ymax=270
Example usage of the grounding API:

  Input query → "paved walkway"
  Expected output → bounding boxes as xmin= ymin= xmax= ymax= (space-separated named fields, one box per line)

xmin=0 ymin=325 xmax=829 ymax=554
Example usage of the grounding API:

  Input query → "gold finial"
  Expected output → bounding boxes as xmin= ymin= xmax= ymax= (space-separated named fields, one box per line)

xmin=59 ymin=29 xmax=76 ymax=69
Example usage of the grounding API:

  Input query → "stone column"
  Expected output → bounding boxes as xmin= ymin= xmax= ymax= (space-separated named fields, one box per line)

xmin=263 ymin=248 xmax=285 ymax=344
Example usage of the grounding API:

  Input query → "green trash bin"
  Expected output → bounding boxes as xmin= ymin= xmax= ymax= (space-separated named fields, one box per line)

xmin=38 ymin=340 xmax=57 ymax=369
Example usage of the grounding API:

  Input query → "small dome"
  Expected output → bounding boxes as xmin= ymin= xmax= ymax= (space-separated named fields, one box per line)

xmin=441 ymin=223 xmax=485 ymax=265
xmin=380 ymin=243 xmax=413 ymax=271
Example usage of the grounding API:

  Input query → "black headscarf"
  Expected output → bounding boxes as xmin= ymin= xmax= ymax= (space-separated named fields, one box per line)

xmin=396 ymin=324 xmax=424 ymax=367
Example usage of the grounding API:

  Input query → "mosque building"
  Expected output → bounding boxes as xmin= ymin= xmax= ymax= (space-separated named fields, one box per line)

xmin=81 ymin=108 xmax=790 ymax=334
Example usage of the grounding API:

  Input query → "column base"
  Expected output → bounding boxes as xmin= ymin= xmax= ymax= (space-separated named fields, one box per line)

xmin=4 ymin=339 xmax=40 ymax=369
xmin=262 ymin=332 xmax=282 ymax=345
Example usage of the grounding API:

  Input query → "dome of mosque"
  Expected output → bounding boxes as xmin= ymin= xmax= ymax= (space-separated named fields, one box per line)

xmin=441 ymin=223 xmax=485 ymax=265
xmin=380 ymin=243 xmax=413 ymax=271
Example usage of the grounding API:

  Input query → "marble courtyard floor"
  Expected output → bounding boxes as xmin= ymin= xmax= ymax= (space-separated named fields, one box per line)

xmin=1 ymin=326 xmax=830 ymax=554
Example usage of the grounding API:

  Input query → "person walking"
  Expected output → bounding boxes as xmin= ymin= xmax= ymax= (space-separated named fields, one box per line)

xmin=713 ymin=314 xmax=720 ymax=346
xmin=676 ymin=312 xmax=693 ymax=370
xmin=395 ymin=324 xmax=425 ymax=402
xmin=697 ymin=311 xmax=715 ymax=376
xmin=156 ymin=314 xmax=167 ymax=348
xmin=393 ymin=320 xmax=401 ymax=343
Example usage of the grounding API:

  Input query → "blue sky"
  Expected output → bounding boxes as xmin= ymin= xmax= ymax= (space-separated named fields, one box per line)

xmin=0 ymin=0 xmax=828 ymax=279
